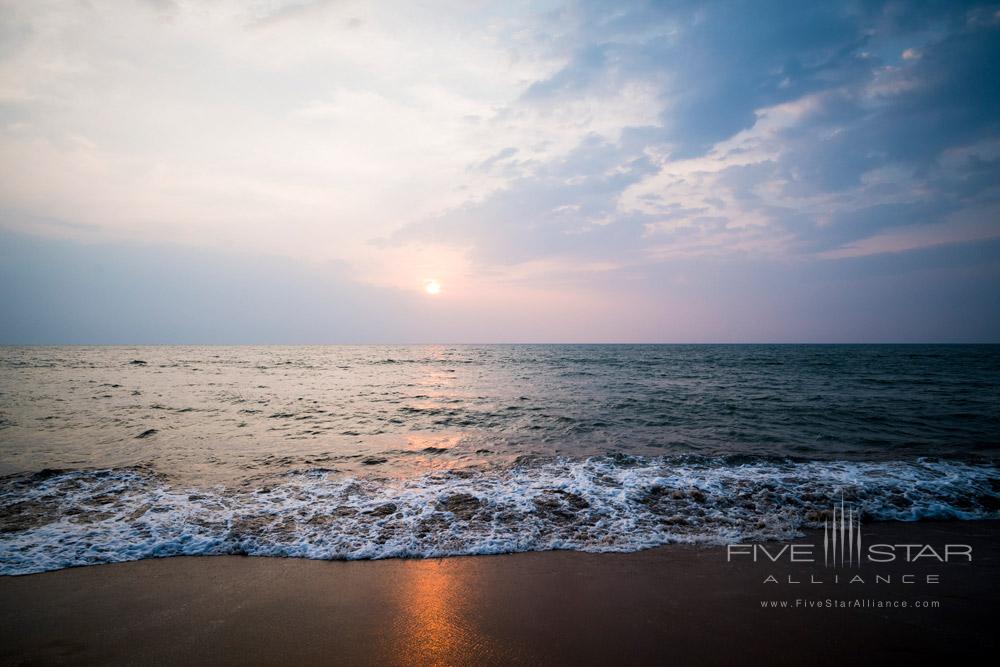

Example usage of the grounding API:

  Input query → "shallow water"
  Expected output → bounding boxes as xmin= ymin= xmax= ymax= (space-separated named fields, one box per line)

xmin=1 ymin=345 xmax=998 ymax=574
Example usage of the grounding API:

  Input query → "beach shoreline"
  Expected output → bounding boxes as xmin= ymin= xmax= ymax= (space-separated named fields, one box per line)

xmin=1 ymin=520 xmax=997 ymax=666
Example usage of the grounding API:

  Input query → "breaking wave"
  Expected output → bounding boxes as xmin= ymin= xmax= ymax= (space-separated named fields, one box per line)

xmin=1 ymin=455 xmax=998 ymax=575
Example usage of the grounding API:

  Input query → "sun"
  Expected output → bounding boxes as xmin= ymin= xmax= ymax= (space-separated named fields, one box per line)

xmin=424 ymin=279 xmax=442 ymax=295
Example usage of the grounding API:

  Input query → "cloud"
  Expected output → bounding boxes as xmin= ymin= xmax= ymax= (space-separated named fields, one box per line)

xmin=248 ymin=0 xmax=341 ymax=28
xmin=390 ymin=131 xmax=660 ymax=265
xmin=1 ymin=0 xmax=998 ymax=341
xmin=389 ymin=0 xmax=1000 ymax=271
xmin=0 ymin=0 xmax=563 ymax=264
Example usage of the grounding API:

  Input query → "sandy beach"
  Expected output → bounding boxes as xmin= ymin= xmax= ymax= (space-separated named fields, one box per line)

xmin=1 ymin=520 xmax=996 ymax=666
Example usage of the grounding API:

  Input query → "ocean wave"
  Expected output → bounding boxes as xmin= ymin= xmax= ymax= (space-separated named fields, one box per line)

xmin=1 ymin=456 xmax=998 ymax=575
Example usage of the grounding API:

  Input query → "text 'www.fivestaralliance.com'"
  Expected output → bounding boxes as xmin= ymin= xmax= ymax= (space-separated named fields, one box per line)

xmin=759 ymin=599 xmax=941 ymax=609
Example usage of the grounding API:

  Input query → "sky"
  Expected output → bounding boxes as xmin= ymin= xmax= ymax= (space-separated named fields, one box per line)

xmin=1 ymin=0 xmax=999 ymax=343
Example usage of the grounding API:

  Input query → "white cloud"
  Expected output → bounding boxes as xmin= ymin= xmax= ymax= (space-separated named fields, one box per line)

xmin=0 ymin=3 xmax=552 ymax=254
xmin=2 ymin=0 xmax=998 ymax=303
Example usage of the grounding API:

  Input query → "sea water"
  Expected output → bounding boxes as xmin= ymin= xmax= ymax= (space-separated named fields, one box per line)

xmin=1 ymin=345 xmax=997 ymax=574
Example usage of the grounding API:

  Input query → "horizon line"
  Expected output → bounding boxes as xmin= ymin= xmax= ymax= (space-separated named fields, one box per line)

xmin=2 ymin=341 xmax=999 ymax=347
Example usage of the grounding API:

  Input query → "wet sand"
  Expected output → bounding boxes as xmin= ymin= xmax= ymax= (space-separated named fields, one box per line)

xmin=1 ymin=521 xmax=997 ymax=666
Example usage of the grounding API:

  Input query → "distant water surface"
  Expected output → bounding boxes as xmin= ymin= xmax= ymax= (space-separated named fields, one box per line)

xmin=1 ymin=345 xmax=998 ymax=574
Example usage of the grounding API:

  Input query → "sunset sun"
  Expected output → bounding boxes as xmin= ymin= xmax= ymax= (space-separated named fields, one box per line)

xmin=424 ymin=279 xmax=442 ymax=296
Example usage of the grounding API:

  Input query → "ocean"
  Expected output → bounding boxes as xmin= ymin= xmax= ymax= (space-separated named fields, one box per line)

xmin=1 ymin=344 xmax=998 ymax=575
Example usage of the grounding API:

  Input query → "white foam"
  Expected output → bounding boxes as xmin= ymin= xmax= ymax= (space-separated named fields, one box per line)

xmin=1 ymin=456 xmax=997 ymax=575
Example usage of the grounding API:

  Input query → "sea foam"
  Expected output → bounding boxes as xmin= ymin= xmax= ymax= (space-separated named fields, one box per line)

xmin=1 ymin=455 xmax=997 ymax=575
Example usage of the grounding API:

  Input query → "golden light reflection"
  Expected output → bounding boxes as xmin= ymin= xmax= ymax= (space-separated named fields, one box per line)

xmin=402 ymin=432 xmax=463 ymax=454
xmin=387 ymin=561 xmax=495 ymax=666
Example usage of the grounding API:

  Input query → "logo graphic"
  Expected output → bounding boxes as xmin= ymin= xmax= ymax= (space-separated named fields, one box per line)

xmin=823 ymin=496 xmax=862 ymax=568
xmin=727 ymin=493 xmax=972 ymax=589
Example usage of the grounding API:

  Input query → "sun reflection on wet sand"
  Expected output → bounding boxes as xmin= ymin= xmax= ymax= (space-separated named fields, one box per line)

xmin=386 ymin=559 xmax=501 ymax=666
